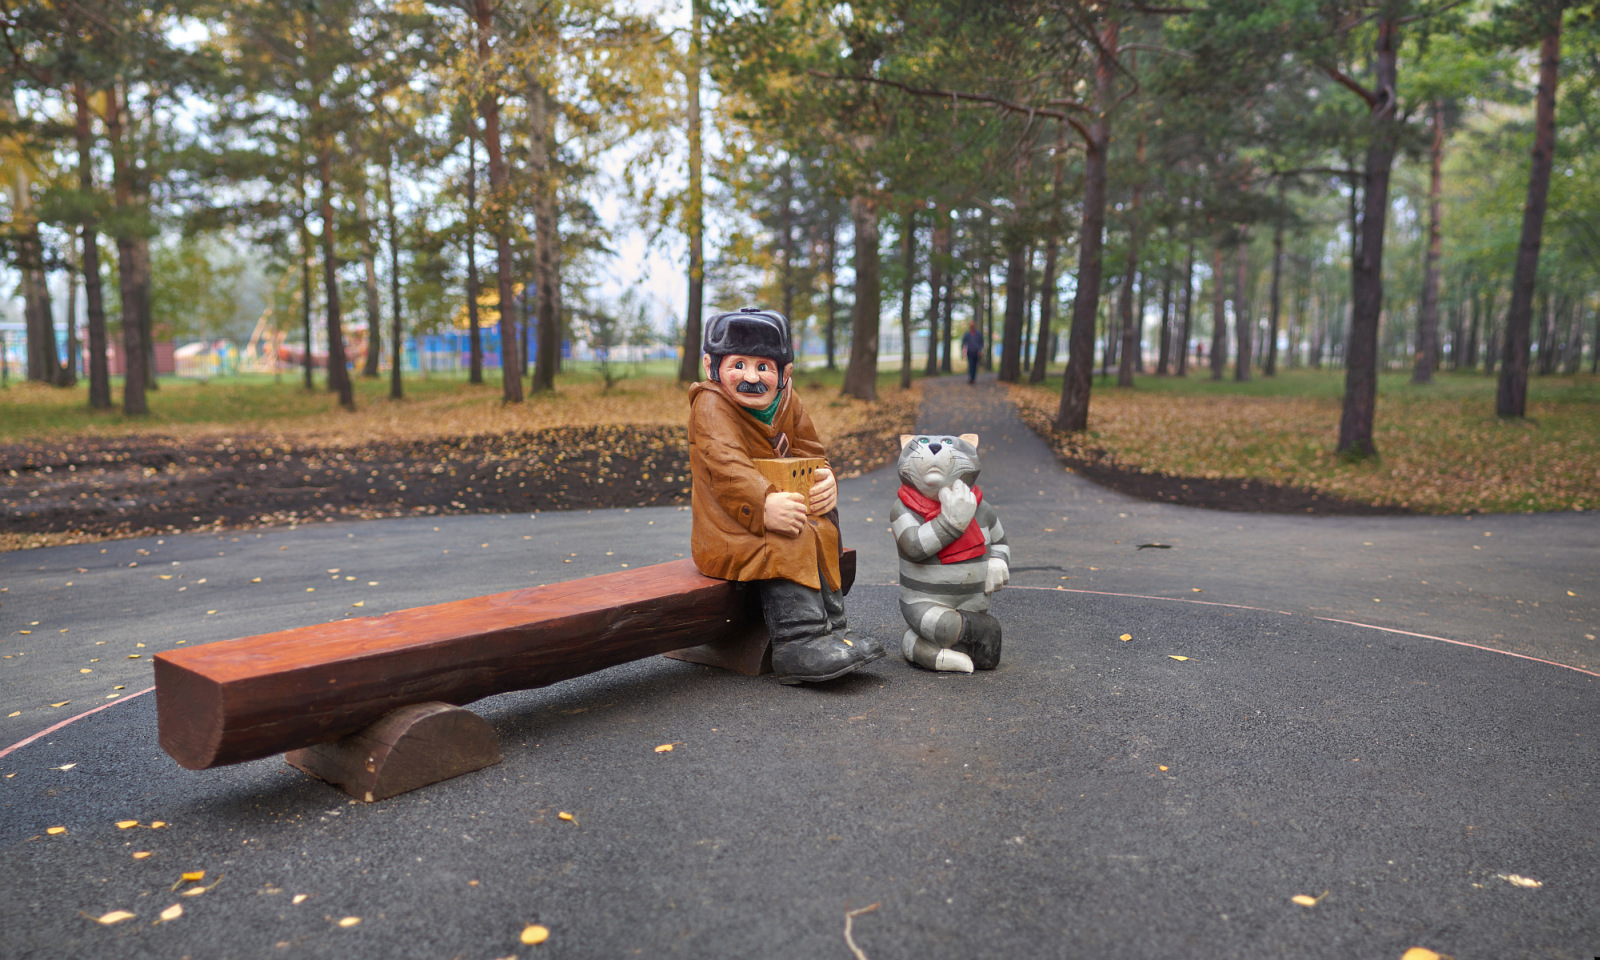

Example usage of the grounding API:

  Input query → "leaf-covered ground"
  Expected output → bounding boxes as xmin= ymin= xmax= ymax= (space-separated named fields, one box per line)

xmin=1009 ymin=371 xmax=1600 ymax=516
xmin=0 ymin=376 xmax=920 ymax=551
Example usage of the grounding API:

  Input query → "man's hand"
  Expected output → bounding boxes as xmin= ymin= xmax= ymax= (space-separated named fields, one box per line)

xmin=984 ymin=557 xmax=1010 ymax=595
xmin=808 ymin=467 xmax=838 ymax=516
xmin=764 ymin=491 xmax=808 ymax=537
xmin=938 ymin=479 xmax=977 ymax=529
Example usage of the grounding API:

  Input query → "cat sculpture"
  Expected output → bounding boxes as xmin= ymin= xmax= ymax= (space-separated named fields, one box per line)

xmin=890 ymin=433 xmax=1010 ymax=672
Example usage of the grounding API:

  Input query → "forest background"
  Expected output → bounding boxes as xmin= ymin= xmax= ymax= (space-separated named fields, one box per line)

xmin=1 ymin=0 xmax=1597 ymax=549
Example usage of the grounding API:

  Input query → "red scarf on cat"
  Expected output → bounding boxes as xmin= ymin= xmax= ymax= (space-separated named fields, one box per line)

xmin=897 ymin=484 xmax=987 ymax=563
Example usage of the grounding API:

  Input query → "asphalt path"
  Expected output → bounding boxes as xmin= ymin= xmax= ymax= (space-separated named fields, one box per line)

xmin=1 ymin=375 xmax=1596 ymax=959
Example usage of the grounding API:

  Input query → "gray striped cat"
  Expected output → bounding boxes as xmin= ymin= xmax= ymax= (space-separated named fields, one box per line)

xmin=890 ymin=433 xmax=1010 ymax=672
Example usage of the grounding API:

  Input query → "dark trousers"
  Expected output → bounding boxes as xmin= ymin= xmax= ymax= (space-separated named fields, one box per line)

xmin=758 ymin=568 xmax=846 ymax=644
xmin=966 ymin=354 xmax=979 ymax=383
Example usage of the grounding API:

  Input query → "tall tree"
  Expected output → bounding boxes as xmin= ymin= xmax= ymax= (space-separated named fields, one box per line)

xmin=1495 ymin=0 xmax=1571 ymax=418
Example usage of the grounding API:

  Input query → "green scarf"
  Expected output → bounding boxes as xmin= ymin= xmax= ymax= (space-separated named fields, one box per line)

xmin=744 ymin=387 xmax=783 ymax=425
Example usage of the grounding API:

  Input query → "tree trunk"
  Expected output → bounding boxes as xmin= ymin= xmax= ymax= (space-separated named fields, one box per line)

xmin=1021 ymin=245 xmax=1034 ymax=373
xmin=1031 ymin=236 xmax=1059 ymax=383
xmin=999 ymin=241 xmax=1026 ymax=382
xmin=528 ymin=77 xmax=561 ymax=393
xmin=1055 ymin=21 xmax=1116 ymax=431
xmin=1177 ymin=238 xmax=1194 ymax=376
xmin=1411 ymin=99 xmax=1446 ymax=383
xmin=465 ymin=122 xmax=484 ymax=385
xmin=74 ymin=84 xmax=111 ymax=408
xmin=475 ymin=0 xmax=524 ymax=404
xmin=841 ymin=195 xmax=880 ymax=401
xmin=316 ymin=140 xmax=355 ymax=410
xmin=982 ymin=259 xmax=995 ymax=370
xmin=899 ymin=203 xmax=916 ymax=389
xmin=939 ymin=210 xmax=954 ymax=373
xmin=105 ymin=85 xmax=147 ymax=414
xmin=1266 ymin=211 xmax=1284 ymax=376
xmin=825 ymin=209 xmax=838 ymax=370
xmin=1464 ymin=284 xmax=1481 ymax=370
xmin=63 ymin=261 xmax=79 ymax=385
xmin=1497 ymin=13 xmax=1561 ymax=417
xmin=358 ymin=188 xmax=383 ymax=378
xmin=1234 ymin=234 xmax=1252 ymax=381
xmin=1537 ymin=291 xmax=1556 ymax=375
xmin=1210 ymin=243 xmax=1227 ymax=380
xmin=678 ymin=0 xmax=705 ymax=382
xmin=133 ymin=236 xmax=157 ymax=390
xmin=1337 ymin=14 xmax=1400 ymax=457
xmin=382 ymin=158 xmax=404 ymax=399
xmin=1156 ymin=253 xmax=1172 ymax=376
xmin=925 ymin=208 xmax=944 ymax=376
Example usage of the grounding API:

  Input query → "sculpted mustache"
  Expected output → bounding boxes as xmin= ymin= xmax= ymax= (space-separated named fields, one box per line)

xmin=735 ymin=381 xmax=769 ymax=395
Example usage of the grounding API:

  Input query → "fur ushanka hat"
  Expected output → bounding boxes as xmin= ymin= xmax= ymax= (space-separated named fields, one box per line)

xmin=702 ymin=308 xmax=792 ymax=379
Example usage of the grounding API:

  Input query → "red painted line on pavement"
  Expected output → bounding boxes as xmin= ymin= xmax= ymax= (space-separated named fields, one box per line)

xmin=998 ymin=584 xmax=1599 ymax=679
xmin=0 ymin=686 xmax=156 ymax=761
xmin=1008 ymin=584 xmax=1280 ymax=613
xmin=1314 ymin=618 xmax=1600 ymax=679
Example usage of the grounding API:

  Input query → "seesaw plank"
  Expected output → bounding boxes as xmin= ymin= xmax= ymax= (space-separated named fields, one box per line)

xmin=156 ymin=551 xmax=855 ymax=770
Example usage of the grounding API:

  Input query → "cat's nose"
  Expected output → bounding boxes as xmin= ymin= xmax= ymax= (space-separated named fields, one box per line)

xmin=927 ymin=443 xmax=942 ymax=454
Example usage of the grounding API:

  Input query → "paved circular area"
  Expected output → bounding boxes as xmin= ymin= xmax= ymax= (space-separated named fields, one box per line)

xmin=2 ymin=375 xmax=1597 ymax=959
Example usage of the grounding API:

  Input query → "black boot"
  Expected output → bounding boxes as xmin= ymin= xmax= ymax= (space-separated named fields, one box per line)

xmin=952 ymin=611 xmax=1002 ymax=670
xmin=772 ymin=634 xmax=882 ymax=684
xmin=760 ymin=574 xmax=882 ymax=684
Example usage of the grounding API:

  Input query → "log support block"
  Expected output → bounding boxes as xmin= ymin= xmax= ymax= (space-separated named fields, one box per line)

xmin=285 ymin=702 xmax=501 ymax=803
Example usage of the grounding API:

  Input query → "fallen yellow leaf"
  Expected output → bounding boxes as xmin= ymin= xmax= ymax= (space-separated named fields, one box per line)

xmin=1168 ymin=656 xmax=1189 ymax=661
xmin=337 ymin=916 xmax=361 ymax=928
xmin=180 ymin=887 xmax=207 ymax=897
xmin=18 ymin=630 xmax=31 ymax=634
xmin=159 ymin=904 xmax=183 ymax=922
xmin=557 ymin=811 xmax=574 ymax=821
xmin=1567 ymin=590 xmax=1576 ymax=597
xmin=292 ymin=894 xmax=308 ymax=905
xmin=132 ymin=852 xmax=152 ymax=860
xmin=181 ymin=871 xmax=205 ymax=882
xmin=46 ymin=826 xmax=67 ymax=835
xmin=1400 ymin=949 xmax=1446 ymax=960
xmin=1119 ymin=634 xmax=1132 ymax=641
xmin=206 ymin=610 xmax=217 ymax=615
xmin=655 ymin=744 xmax=673 ymax=753
xmin=80 ymin=668 xmax=92 ymax=674
xmin=352 ymin=601 xmax=364 ymax=608
xmin=94 ymin=910 xmax=136 ymax=925
xmin=520 ymin=924 xmax=550 ymax=945
xmin=1291 ymin=895 xmax=1317 ymax=907
xmin=250 ymin=578 xmax=261 ymax=583
xmin=1497 ymin=873 xmax=1542 ymax=888
xmin=50 ymin=701 xmax=70 ymax=708
xmin=1158 ymin=766 xmax=1168 ymax=771
xmin=7 ymin=711 xmax=19 ymax=717
xmin=116 ymin=820 xmax=139 ymax=829
xmin=150 ymin=820 xmax=166 ymax=829
xmin=159 ymin=575 xmax=173 ymax=580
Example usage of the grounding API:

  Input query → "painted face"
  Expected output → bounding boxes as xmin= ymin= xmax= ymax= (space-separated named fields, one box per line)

xmin=705 ymin=353 xmax=790 ymax=409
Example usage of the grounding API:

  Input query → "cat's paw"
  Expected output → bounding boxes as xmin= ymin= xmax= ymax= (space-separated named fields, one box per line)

xmin=984 ymin=557 xmax=1010 ymax=595
xmin=938 ymin=480 xmax=977 ymax=527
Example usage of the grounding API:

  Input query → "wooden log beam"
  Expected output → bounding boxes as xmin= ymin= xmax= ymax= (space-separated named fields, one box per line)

xmin=155 ymin=551 xmax=855 ymax=770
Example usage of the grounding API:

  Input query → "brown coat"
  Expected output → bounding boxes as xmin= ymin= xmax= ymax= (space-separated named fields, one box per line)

xmin=687 ymin=381 xmax=842 ymax=591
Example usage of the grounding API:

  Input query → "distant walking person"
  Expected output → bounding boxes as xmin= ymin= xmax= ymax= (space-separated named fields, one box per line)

xmin=961 ymin=321 xmax=984 ymax=384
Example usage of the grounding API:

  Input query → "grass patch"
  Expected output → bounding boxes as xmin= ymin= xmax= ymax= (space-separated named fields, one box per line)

xmin=0 ymin=364 xmax=919 ymax=454
xmin=1010 ymin=369 xmax=1600 ymax=514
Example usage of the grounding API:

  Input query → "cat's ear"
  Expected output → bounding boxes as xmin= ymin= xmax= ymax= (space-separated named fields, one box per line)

xmin=900 ymin=434 xmax=917 ymax=449
xmin=959 ymin=433 xmax=979 ymax=448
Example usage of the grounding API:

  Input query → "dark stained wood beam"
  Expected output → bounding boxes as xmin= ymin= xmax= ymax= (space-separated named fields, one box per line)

xmin=156 ymin=551 xmax=855 ymax=770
